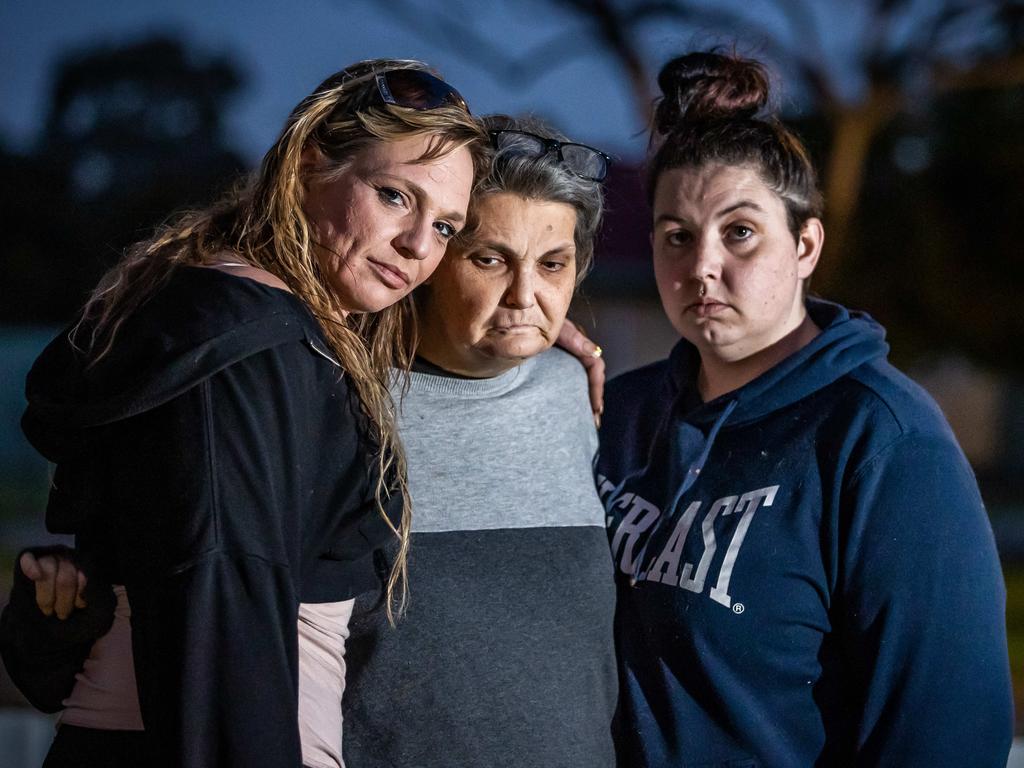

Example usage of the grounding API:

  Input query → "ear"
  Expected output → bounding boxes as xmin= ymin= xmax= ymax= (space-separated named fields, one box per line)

xmin=795 ymin=217 xmax=824 ymax=280
xmin=300 ymin=144 xmax=324 ymax=180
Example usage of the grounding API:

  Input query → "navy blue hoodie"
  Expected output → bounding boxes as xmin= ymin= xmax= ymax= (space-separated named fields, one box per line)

xmin=598 ymin=299 xmax=1012 ymax=767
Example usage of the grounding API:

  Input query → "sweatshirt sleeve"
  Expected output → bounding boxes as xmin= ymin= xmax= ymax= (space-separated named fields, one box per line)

xmin=0 ymin=547 xmax=115 ymax=713
xmin=839 ymin=434 xmax=1013 ymax=766
xmin=111 ymin=345 xmax=320 ymax=768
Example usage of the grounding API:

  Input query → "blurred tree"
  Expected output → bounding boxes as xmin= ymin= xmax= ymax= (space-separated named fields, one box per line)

xmin=852 ymin=83 xmax=1024 ymax=374
xmin=374 ymin=0 xmax=1024 ymax=294
xmin=1 ymin=34 xmax=246 ymax=324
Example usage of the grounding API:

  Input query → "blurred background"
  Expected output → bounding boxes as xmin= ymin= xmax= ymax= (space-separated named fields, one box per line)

xmin=1 ymin=0 xmax=1022 ymax=763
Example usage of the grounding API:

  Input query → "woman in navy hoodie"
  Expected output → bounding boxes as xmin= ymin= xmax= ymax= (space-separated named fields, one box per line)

xmin=598 ymin=51 xmax=1013 ymax=767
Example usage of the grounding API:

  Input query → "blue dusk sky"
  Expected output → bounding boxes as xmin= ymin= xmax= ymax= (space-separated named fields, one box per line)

xmin=0 ymin=0 xmax=888 ymax=165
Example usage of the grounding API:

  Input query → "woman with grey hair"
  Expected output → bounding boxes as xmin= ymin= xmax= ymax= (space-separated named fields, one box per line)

xmin=4 ymin=113 xmax=614 ymax=767
xmin=341 ymin=115 xmax=617 ymax=768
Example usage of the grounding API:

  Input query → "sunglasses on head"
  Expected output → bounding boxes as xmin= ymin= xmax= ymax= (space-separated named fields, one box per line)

xmin=327 ymin=64 xmax=469 ymax=114
xmin=488 ymin=129 xmax=611 ymax=182
xmin=373 ymin=69 xmax=470 ymax=113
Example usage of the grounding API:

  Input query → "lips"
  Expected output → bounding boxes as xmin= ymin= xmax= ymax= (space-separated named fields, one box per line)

xmin=367 ymin=258 xmax=410 ymax=289
xmin=490 ymin=324 xmax=538 ymax=333
xmin=685 ymin=299 xmax=729 ymax=318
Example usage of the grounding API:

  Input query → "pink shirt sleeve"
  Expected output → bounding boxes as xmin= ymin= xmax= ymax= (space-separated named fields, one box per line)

xmin=58 ymin=589 xmax=354 ymax=768
xmin=297 ymin=599 xmax=355 ymax=768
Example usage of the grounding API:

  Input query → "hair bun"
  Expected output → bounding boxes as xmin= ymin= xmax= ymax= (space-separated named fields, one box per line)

xmin=654 ymin=52 xmax=769 ymax=133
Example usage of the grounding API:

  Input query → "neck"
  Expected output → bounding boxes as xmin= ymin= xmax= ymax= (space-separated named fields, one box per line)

xmin=416 ymin=336 xmax=521 ymax=379
xmin=416 ymin=292 xmax=526 ymax=377
xmin=697 ymin=313 xmax=821 ymax=401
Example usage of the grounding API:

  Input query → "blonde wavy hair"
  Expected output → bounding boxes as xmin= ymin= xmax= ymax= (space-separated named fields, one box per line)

xmin=71 ymin=58 xmax=489 ymax=622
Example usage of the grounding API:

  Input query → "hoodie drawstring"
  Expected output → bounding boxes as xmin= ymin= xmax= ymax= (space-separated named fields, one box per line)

xmin=627 ymin=398 xmax=739 ymax=586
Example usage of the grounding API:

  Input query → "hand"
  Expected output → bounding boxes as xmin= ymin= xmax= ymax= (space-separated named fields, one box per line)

xmin=19 ymin=550 xmax=88 ymax=620
xmin=557 ymin=318 xmax=605 ymax=426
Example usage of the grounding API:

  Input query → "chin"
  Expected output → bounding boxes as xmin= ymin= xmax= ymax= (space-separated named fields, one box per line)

xmin=491 ymin=340 xmax=548 ymax=361
xmin=342 ymin=286 xmax=411 ymax=314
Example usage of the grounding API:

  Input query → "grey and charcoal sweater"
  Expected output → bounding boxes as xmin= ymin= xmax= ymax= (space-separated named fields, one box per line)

xmin=342 ymin=347 xmax=617 ymax=768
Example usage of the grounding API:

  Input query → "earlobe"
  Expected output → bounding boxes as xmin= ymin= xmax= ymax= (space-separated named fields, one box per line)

xmin=796 ymin=218 xmax=824 ymax=279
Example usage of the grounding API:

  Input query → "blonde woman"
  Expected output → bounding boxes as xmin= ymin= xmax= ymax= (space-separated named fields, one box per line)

xmin=0 ymin=59 xmax=486 ymax=768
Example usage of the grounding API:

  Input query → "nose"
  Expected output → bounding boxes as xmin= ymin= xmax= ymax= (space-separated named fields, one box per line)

xmin=504 ymin=267 xmax=535 ymax=309
xmin=689 ymin=233 xmax=723 ymax=287
xmin=393 ymin=215 xmax=435 ymax=261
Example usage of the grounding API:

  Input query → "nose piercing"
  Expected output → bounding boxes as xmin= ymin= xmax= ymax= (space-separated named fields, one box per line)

xmin=698 ymin=282 xmax=706 ymax=298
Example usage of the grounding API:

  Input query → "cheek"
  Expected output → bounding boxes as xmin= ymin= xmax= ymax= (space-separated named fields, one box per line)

xmin=541 ymin=279 xmax=575 ymax=323
xmin=311 ymin=207 xmax=359 ymax=259
xmin=653 ymin=258 xmax=686 ymax=302
xmin=411 ymin=249 xmax=448 ymax=290
xmin=445 ymin=274 xmax=500 ymax=336
xmin=430 ymin=241 xmax=455 ymax=270
xmin=736 ymin=259 xmax=798 ymax=313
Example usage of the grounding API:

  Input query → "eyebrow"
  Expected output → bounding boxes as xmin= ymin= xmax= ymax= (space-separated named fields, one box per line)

xmin=476 ymin=240 xmax=576 ymax=260
xmin=654 ymin=199 xmax=766 ymax=227
xmin=717 ymin=200 xmax=766 ymax=217
xmin=378 ymin=173 xmax=466 ymax=225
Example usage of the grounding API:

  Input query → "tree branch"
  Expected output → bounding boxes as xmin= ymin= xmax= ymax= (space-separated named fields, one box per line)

xmin=362 ymin=0 xmax=591 ymax=85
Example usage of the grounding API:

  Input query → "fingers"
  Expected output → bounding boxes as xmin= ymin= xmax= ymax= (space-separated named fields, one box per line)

xmin=582 ymin=353 xmax=606 ymax=426
xmin=555 ymin=319 xmax=606 ymax=424
xmin=33 ymin=555 xmax=58 ymax=617
xmin=75 ymin=569 xmax=88 ymax=611
xmin=559 ymin=318 xmax=603 ymax=359
xmin=22 ymin=552 xmax=88 ymax=619
xmin=19 ymin=551 xmax=42 ymax=582
xmin=53 ymin=558 xmax=81 ymax=620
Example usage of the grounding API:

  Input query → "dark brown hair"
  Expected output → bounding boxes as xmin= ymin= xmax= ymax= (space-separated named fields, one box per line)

xmin=647 ymin=51 xmax=823 ymax=238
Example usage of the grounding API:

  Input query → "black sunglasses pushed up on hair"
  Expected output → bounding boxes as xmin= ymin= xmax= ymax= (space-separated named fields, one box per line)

xmin=488 ymin=129 xmax=611 ymax=181
xmin=370 ymin=69 xmax=470 ymax=113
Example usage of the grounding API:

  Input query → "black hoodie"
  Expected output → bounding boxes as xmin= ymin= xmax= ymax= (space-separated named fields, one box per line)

xmin=1 ymin=266 xmax=398 ymax=767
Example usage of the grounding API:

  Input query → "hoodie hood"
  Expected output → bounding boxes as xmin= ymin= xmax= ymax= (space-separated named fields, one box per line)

xmin=23 ymin=266 xmax=321 ymax=464
xmin=669 ymin=297 xmax=889 ymax=428
xmin=605 ymin=298 xmax=890 ymax=584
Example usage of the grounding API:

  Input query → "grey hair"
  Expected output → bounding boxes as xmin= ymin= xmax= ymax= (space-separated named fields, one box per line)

xmin=458 ymin=114 xmax=605 ymax=284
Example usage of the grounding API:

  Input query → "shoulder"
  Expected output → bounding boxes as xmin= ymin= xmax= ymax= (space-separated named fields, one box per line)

xmin=26 ymin=266 xmax=335 ymax=432
xmin=836 ymin=357 xmax=958 ymax=451
xmin=534 ymin=345 xmax=596 ymax=407
xmin=153 ymin=265 xmax=311 ymax=335
xmin=203 ymin=263 xmax=292 ymax=293
xmin=819 ymin=359 xmax=980 ymax=510
xmin=606 ymin=358 xmax=673 ymax=405
xmin=118 ymin=265 xmax=329 ymax=376
xmin=604 ymin=357 xmax=674 ymax=436
xmin=533 ymin=346 xmax=588 ymax=387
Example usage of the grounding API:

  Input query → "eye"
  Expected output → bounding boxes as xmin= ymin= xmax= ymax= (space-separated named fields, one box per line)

xmin=728 ymin=224 xmax=754 ymax=241
xmin=665 ymin=229 xmax=692 ymax=247
xmin=434 ymin=221 xmax=458 ymax=240
xmin=377 ymin=187 xmax=405 ymax=207
xmin=541 ymin=259 xmax=568 ymax=272
xmin=470 ymin=253 xmax=503 ymax=268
